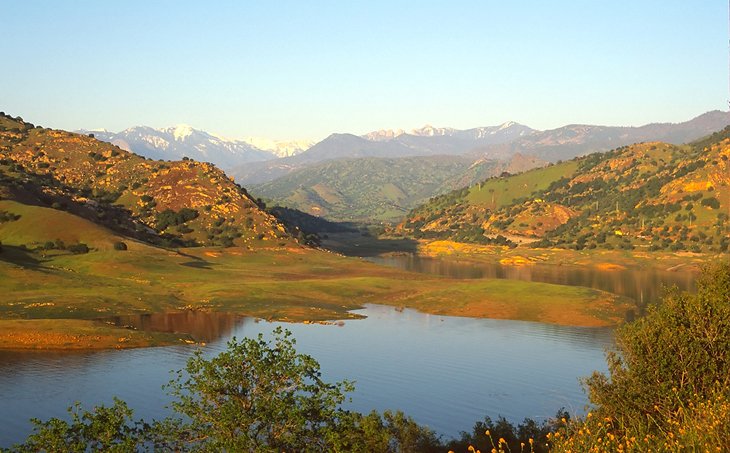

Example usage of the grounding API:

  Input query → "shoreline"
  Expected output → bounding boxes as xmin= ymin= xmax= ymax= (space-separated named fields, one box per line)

xmin=0 ymin=243 xmax=710 ymax=351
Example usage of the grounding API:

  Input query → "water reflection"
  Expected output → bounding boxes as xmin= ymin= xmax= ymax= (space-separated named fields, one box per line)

xmin=101 ymin=311 xmax=243 ymax=343
xmin=0 ymin=306 xmax=612 ymax=446
xmin=368 ymin=255 xmax=696 ymax=311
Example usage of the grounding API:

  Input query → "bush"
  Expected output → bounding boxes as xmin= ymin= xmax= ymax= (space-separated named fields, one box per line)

xmin=67 ymin=243 xmax=90 ymax=254
xmin=155 ymin=208 xmax=199 ymax=231
xmin=113 ymin=241 xmax=128 ymax=251
xmin=13 ymin=328 xmax=443 ymax=452
xmin=0 ymin=210 xmax=20 ymax=223
xmin=551 ymin=263 xmax=730 ymax=450
xmin=701 ymin=197 xmax=720 ymax=209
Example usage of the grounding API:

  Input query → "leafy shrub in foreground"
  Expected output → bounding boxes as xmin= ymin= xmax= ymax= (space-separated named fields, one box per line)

xmin=11 ymin=328 xmax=442 ymax=452
xmin=549 ymin=262 xmax=730 ymax=451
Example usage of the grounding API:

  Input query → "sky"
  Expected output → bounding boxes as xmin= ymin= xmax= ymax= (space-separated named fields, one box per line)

xmin=1 ymin=1 xmax=727 ymax=141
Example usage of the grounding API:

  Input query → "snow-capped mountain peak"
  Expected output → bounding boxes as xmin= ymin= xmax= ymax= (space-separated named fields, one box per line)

xmin=411 ymin=124 xmax=456 ymax=137
xmin=168 ymin=124 xmax=194 ymax=141
xmin=242 ymin=137 xmax=313 ymax=158
xmin=362 ymin=129 xmax=406 ymax=141
xmin=77 ymin=125 xmax=281 ymax=169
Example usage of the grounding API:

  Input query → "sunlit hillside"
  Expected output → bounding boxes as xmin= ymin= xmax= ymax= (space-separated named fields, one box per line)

xmin=400 ymin=128 xmax=730 ymax=253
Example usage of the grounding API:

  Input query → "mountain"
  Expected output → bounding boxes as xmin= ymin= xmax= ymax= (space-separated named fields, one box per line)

xmin=80 ymin=125 xmax=278 ymax=169
xmin=253 ymin=154 xmax=544 ymax=222
xmin=231 ymin=122 xmax=534 ymax=185
xmin=363 ymin=121 xmax=533 ymax=142
xmin=233 ymin=112 xmax=728 ymax=187
xmin=1 ymin=113 xmax=294 ymax=249
xmin=471 ymin=110 xmax=730 ymax=162
xmin=399 ymin=127 xmax=730 ymax=253
xmin=242 ymin=137 xmax=313 ymax=158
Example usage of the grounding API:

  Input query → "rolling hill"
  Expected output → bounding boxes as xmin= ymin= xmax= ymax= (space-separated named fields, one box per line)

xmin=254 ymin=154 xmax=544 ymax=222
xmin=399 ymin=127 xmax=730 ymax=253
xmin=0 ymin=113 xmax=294 ymax=250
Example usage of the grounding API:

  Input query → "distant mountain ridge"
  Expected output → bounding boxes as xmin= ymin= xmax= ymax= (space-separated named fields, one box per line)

xmin=78 ymin=126 xmax=311 ymax=169
xmin=363 ymin=121 xmax=533 ymax=141
xmin=232 ymin=111 xmax=728 ymax=186
xmin=232 ymin=121 xmax=534 ymax=184
xmin=469 ymin=110 xmax=730 ymax=162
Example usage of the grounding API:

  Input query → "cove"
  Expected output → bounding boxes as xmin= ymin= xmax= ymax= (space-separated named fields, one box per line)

xmin=0 ymin=305 xmax=611 ymax=446
xmin=367 ymin=255 xmax=696 ymax=310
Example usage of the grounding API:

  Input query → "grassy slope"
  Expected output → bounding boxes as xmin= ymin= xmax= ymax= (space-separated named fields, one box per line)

xmin=0 ymin=241 xmax=631 ymax=350
xmin=0 ymin=200 xmax=126 ymax=249
xmin=465 ymin=160 xmax=578 ymax=208
xmin=0 ymin=114 xmax=631 ymax=349
xmin=400 ymin=130 xmax=730 ymax=253
xmin=254 ymin=156 xmax=476 ymax=222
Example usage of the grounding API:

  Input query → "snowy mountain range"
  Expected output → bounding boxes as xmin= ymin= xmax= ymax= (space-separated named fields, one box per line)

xmin=78 ymin=125 xmax=311 ymax=169
xmin=80 ymin=111 xmax=730 ymax=179
xmin=363 ymin=121 xmax=533 ymax=142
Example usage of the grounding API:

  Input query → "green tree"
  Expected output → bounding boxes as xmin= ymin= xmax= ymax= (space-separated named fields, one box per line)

xmin=12 ymin=399 xmax=146 ymax=453
xmin=163 ymin=327 xmax=355 ymax=452
xmin=112 ymin=241 xmax=128 ymax=251
xmin=547 ymin=262 xmax=730 ymax=450
xmin=11 ymin=328 xmax=444 ymax=452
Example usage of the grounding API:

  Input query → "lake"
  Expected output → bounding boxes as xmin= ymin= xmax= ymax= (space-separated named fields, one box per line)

xmin=367 ymin=255 xmax=696 ymax=310
xmin=0 ymin=306 xmax=613 ymax=446
xmin=0 ymin=257 xmax=696 ymax=447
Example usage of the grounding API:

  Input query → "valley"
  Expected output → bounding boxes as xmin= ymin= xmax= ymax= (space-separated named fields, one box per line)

xmin=0 ymin=110 xmax=725 ymax=352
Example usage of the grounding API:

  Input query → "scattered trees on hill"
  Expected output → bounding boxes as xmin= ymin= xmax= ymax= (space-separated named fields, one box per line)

xmin=155 ymin=208 xmax=199 ymax=231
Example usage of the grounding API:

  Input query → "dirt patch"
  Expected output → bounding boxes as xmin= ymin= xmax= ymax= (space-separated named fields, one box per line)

xmin=595 ymin=262 xmax=627 ymax=271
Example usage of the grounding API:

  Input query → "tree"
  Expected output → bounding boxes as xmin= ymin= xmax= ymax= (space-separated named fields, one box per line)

xmin=584 ymin=262 xmax=730 ymax=421
xmin=12 ymin=399 xmax=146 ymax=453
xmin=163 ymin=327 xmax=355 ymax=452
xmin=113 ymin=241 xmax=128 ymax=251
xmin=67 ymin=243 xmax=90 ymax=254
xmin=549 ymin=262 xmax=730 ymax=449
xmin=12 ymin=328 xmax=444 ymax=452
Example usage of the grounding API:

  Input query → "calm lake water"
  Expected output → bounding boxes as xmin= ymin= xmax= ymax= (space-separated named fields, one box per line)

xmin=367 ymin=255 xmax=696 ymax=310
xmin=0 ymin=306 xmax=612 ymax=446
xmin=0 ymin=256 xmax=697 ymax=447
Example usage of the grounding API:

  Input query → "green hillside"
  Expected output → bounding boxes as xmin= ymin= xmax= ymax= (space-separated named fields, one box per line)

xmin=0 ymin=112 xmax=632 ymax=350
xmin=252 ymin=154 xmax=545 ymax=223
xmin=253 ymin=156 xmax=481 ymax=222
xmin=400 ymin=129 xmax=730 ymax=253
xmin=0 ymin=113 xmax=294 ymax=249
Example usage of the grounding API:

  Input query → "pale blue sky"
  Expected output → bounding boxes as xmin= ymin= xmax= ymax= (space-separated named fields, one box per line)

xmin=1 ymin=1 xmax=726 ymax=140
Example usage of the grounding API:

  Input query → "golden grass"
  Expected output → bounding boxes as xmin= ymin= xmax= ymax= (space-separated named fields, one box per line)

xmin=0 ymin=245 xmax=632 ymax=349
xmin=0 ymin=319 xmax=188 ymax=350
